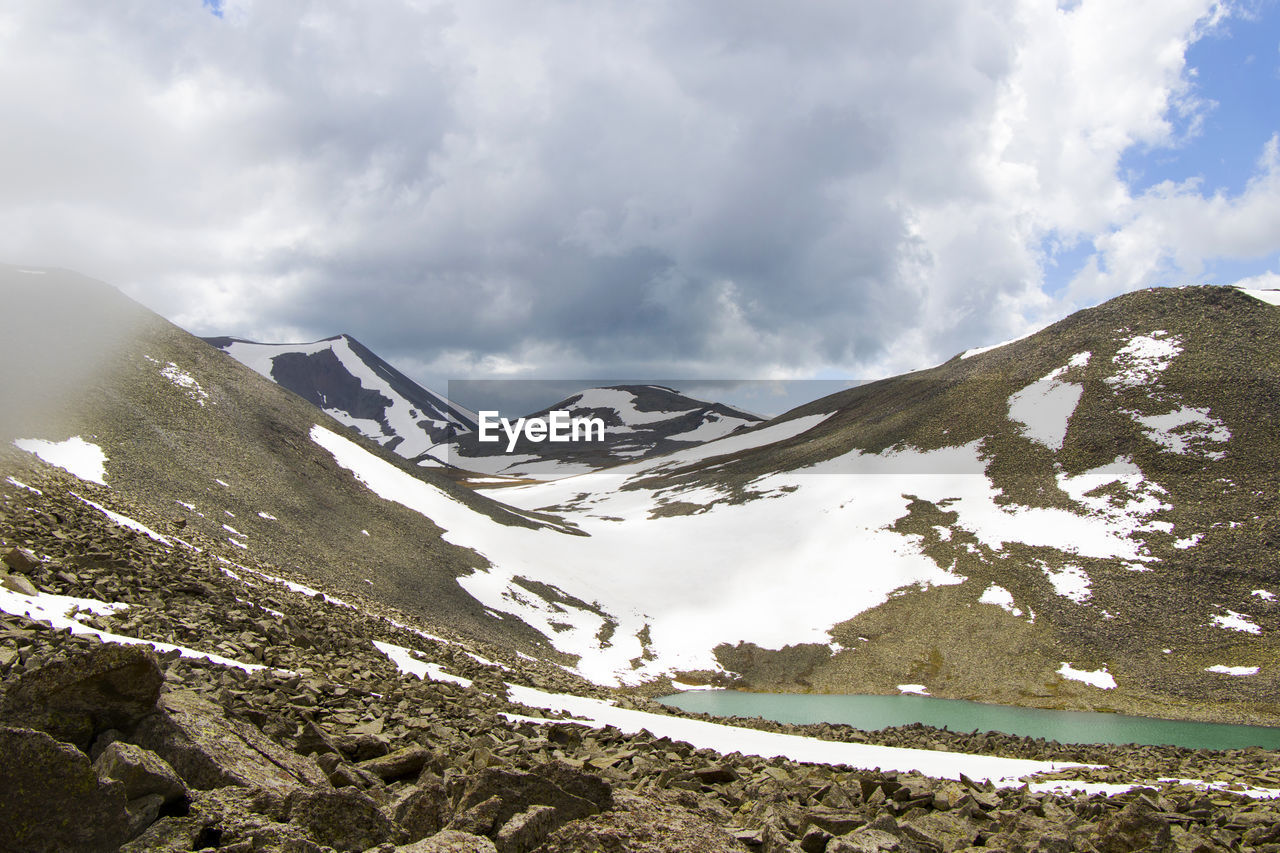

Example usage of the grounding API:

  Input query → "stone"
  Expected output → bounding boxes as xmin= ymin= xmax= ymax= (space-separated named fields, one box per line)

xmin=131 ymin=689 xmax=330 ymax=796
xmin=395 ymin=778 xmax=452 ymax=842
xmin=397 ymin=830 xmax=499 ymax=852
xmin=0 ymin=643 xmax=163 ymax=750
xmin=94 ymin=740 xmax=188 ymax=805
xmin=287 ymin=786 xmax=398 ymax=851
xmin=359 ymin=744 xmax=434 ymax=781
xmin=0 ymin=725 xmax=134 ymax=853
xmin=827 ymin=829 xmax=902 ymax=852
xmin=452 ymin=763 xmax=612 ymax=838
xmin=1094 ymin=798 xmax=1173 ymax=853
xmin=495 ymin=804 xmax=558 ymax=853
xmin=2 ymin=546 xmax=40 ymax=573
xmin=0 ymin=569 xmax=38 ymax=596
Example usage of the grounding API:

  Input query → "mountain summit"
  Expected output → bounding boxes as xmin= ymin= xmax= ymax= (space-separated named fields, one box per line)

xmin=203 ymin=334 xmax=477 ymax=463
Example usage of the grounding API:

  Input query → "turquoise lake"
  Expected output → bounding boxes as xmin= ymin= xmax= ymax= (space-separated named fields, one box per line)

xmin=658 ymin=691 xmax=1280 ymax=751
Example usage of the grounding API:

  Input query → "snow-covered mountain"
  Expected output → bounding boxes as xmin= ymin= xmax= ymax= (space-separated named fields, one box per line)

xmin=443 ymin=384 xmax=763 ymax=480
xmin=6 ymin=266 xmax=1280 ymax=727
xmin=204 ymin=334 xmax=476 ymax=463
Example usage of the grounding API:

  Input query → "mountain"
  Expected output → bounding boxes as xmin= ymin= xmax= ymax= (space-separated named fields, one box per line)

xmin=5 ymin=264 xmax=1280 ymax=847
xmin=5 ymin=265 xmax=1279 ymax=729
xmin=0 ymin=266 xmax=556 ymax=653
xmin=402 ymin=285 xmax=1280 ymax=724
xmin=203 ymin=334 xmax=477 ymax=463
xmin=443 ymin=385 xmax=764 ymax=479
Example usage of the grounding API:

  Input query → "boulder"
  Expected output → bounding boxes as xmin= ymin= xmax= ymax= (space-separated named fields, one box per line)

xmin=0 ymin=569 xmax=38 ymax=596
xmin=451 ymin=762 xmax=611 ymax=839
xmin=394 ymin=778 xmax=452 ymax=842
xmin=94 ymin=739 xmax=188 ymax=805
xmin=0 ymin=725 xmax=134 ymax=853
xmin=287 ymin=786 xmax=399 ymax=851
xmin=2 ymin=546 xmax=40 ymax=573
xmin=359 ymin=743 xmax=434 ymax=781
xmin=0 ymin=643 xmax=163 ymax=750
xmin=131 ymin=689 xmax=330 ymax=796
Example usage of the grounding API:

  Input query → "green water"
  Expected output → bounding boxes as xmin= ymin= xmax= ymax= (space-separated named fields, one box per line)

xmin=658 ymin=691 xmax=1280 ymax=751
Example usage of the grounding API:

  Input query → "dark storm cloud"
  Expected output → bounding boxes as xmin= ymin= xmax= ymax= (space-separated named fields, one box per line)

xmin=0 ymin=0 xmax=1246 ymax=388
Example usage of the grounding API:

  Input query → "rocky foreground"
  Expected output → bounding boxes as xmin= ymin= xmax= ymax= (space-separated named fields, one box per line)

xmin=3 ymin=464 xmax=1280 ymax=852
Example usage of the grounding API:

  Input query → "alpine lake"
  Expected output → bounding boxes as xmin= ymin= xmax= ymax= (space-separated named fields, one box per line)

xmin=658 ymin=690 xmax=1280 ymax=751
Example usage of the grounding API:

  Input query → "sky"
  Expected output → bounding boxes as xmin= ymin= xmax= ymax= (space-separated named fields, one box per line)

xmin=1 ymin=0 xmax=1278 ymax=401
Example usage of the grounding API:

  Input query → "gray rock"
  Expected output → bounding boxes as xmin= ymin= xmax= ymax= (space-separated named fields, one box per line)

xmin=827 ymin=829 xmax=902 ymax=852
xmin=0 ymin=725 xmax=134 ymax=853
xmin=287 ymin=786 xmax=398 ymax=851
xmin=359 ymin=744 xmax=434 ymax=781
xmin=0 ymin=643 xmax=163 ymax=749
xmin=94 ymin=739 xmax=188 ymax=804
xmin=0 ymin=569 xmax=38 ymax=596
xmin=131 ymin=689 xmax=331 ymax=796
xmin=397 ymin=830 xmax=499 ymax=852
xmin=394 ymin=778 xmax=451 ymax=842
xmin=495 ymin=804 xmax=558 ymax=853
xmin=2 ymin=546 xmax=40 ymax=573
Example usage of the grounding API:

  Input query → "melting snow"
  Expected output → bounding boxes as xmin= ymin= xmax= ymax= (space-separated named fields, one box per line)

xmin=1106 ymin=333 xmax=1181 ymax=389
xmin=1006 ymin=356 xmax=1089 ymax=450
xmin=979 ymin=584 xmax=1023 ymax=617
xmin=1057 ymin=663 xmax=1116 ymax=689
xmin=258 ymin=511 xmax=277 ymax=520
xmin=315 ymin=422 xmax=1186 ymax=686
xmin=1211 ymin=610 xmax=1261 ymax=634
xmin=1206 ymin=665 xmax=1260 ymax=676
xmin=897 ymin=684 xmax=930 ymax=695
xmin=1174 ymin=534 xmax=1204 ymax=550
xmin=5 ymin=476 xmax=42 ymax=494
xmin=14 ymin=436 xmax=108 ymax=485
xmin=159 ymin=362 xmax=209 ymax=406
xmin=1131 ymin=406 xmax=1229 ymax=459
xmin=374 ymin=640 xmax=474 ymax=687
xmin=0 ymin=586 xmax=266 ymax=672
xmin=1253 ymin=590 xmax=1276 ymax=601
xmin=1041 ymin=562 xmax=1091 ymax=604
xmin=73 ymin=493 xmax=171 ymax=545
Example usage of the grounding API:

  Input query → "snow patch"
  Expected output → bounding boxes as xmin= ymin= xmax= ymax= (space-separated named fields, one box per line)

xmin=0 ymin=586 xmax=265 ymax=671
xmin=1057 ymin=663 xmax=1116 ymax=689
xmin=5 ymin=476 xmax=42 ymax=494
xmin=1007 ymin=356 xmax=1089 ymax=450
xmin=1041 ymin=562 xmax=1091 ymax=604
xmin=14 ymin=436 xmax=108 ymax=485
xmin=897 ymin=684 xmax=930 ymax=695
xmin=1106 ymin=333 xmax=1181 ymax=389
xmin=73 ymin=493 xmax=171 ymax=545
xmin=1211 ymin=610 xmax=1261 ymax=634
xmin=373 ymin=640 xmax=474 ymax=687
xmin=1131 ymin=406 xmax=1229 ymax=459
xmin=979 ymin=584 xmax=1023 ymax=617
xmin=1206 ymin=665 xmax=1260 ymax=676
xmin=1252 ymin=590 xmax=1275 ymax=601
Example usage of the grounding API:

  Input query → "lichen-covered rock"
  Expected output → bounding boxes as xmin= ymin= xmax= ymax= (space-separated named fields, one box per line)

xmin=287 ymin=786 xmax=399 ymax=851
xmin=398 ymin=830 xmax=499 ymax=852
xmin=0 ymin=643 xmax=162 ymax=749
xmin=0 ymin=725 xmax=134 ymax=853
xmin=131 ymin=689 xmax=330 ymax=796
xmin=394 ymin=777 xmax=452 ymax=842
xmin=94 ymin=739 xmax=188 ymax=804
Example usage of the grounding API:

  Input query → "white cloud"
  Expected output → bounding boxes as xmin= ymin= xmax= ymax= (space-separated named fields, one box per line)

xmin=0 ymin=0 xmax=1262 ymax=384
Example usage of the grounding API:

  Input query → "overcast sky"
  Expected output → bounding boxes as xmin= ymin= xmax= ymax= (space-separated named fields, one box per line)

xmin=2 ymin=1 xmax=1278 ymax=395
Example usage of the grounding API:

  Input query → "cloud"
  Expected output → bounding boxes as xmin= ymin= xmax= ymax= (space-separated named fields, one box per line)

xmin=0 ymin=0 xmax=1267 ymax=389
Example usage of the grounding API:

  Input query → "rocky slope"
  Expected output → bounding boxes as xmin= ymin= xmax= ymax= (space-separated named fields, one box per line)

xmin=446 ymin=285 xmax=1280 ymax=724
xmin=4 ymin=462 xmax=1280 ymax=852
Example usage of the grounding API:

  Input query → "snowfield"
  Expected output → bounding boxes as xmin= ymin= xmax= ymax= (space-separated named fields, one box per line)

xmin=13 ymin=436 xmax=108 ymax=485
xmin=313 ymin=412 xmax=1187 ymax=687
